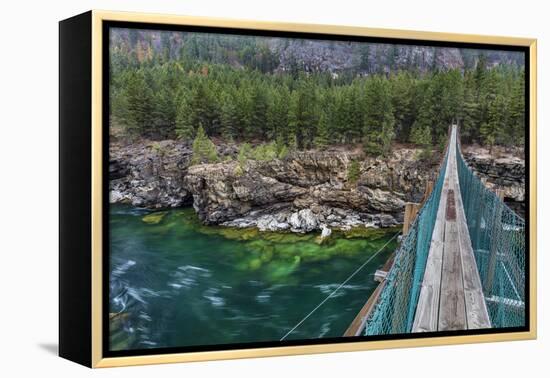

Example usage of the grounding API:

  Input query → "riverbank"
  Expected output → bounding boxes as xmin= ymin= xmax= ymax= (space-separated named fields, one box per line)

xmin=109 ymin=139 xmax=526 ymax=235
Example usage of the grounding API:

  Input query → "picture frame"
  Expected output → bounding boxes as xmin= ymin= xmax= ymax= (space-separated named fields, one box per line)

xmin=59 ymin=10 xmax=537 ymax=368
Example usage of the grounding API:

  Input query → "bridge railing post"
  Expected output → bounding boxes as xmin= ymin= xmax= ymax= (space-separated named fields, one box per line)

xmin=403 ymin=203 xmax=420 ymax=235
xmin=422 ymin=180 xmax=434 ymax=204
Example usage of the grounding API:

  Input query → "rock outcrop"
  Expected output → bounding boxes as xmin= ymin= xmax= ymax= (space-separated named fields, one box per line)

xmin=183 ymin=148 xmax=438 ymax=231
xmin=109 ymin=139 xmax=526 ymax=232
xmin=462 ymin=145 xmax=525 ymax=217
xmin=109 ymin=140 xmax=194 ymax=209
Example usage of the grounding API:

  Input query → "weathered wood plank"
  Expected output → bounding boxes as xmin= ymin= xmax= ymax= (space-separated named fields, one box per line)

xmin=438 ymin=220 xmax=467 ymax=331
xmin=454 ymin=181 xmax=492 ymax=329
xmin=412 ymin=239 xmax=444 ymax=332
xmin=412 ymin=149 xmax=451 ymax=332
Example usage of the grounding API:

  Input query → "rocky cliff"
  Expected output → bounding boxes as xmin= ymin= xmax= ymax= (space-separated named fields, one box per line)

xmin=184 ymin=148 xmax=438 ymax=231
xmin=109 ymin=140 xmax=526 ymax=232
xmin=462 ymin=145 xmax=525 ymax=217
xmin=109 ymin=140 xmax=194 ymax=208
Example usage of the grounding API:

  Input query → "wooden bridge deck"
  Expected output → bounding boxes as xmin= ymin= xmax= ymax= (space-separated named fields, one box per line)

xmin=412 ymin=125 xmax=491 ymax=332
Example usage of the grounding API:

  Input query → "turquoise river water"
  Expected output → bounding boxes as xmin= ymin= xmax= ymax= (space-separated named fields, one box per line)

xmin=109 ymin=205 xmax=398 ymax=351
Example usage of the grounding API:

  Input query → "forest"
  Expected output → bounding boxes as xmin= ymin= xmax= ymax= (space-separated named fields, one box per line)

xmin=109 ymin=31 xmax=525 ymax=158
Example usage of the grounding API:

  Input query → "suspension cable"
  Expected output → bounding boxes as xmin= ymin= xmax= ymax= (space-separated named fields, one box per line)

xmin=279 ymin=231 xmax=400 ymax=341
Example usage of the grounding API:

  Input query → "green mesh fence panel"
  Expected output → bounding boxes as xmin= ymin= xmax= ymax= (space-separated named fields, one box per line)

xmin=456 ymin=144 xmax=526 ymax=328
xmin=365 ymin=150 xmax=449 ymax=335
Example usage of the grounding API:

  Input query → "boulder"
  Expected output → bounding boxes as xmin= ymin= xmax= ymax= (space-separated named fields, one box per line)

xmin=289 ymin=209 xmax=319 ymax=232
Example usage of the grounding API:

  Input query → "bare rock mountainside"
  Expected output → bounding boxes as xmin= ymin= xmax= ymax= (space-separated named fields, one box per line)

xmin=110 ymin=29 xmax=524 ymax=75
xmin=109 ymin=141 xmax=525 ymax=233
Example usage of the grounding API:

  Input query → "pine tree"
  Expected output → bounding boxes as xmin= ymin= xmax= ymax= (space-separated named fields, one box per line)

xmin=220 ymin=91 xmax=239 ymax=141
xmin=237 ymin=142 xmax=252 ymax=168
xmin=175 ymin=95 xmax=194 ymax=140
xmin=461 ymin=75 xmax=480 ymax=143
xmin=480 ymin=94 xmax=506 ymax=152
xmin=289 ymin=77 xmax=318 ymax=149
xmin=250 ymin=85 xmax=268 ymax=138
xmin=410 ymin=121 xmax=433 ymax=159
xmin=266 ymin=87 xmax=290 ymax=142
xmin=191 ymin=125 xmax=219 ymax=164
xmin=314 ymin=112 xmax=330 ymax=149
xmin=508 ymin=70 xmax=525 ymax=146
xmin=474 ymin=53 xmax=488 ymax=88
xmin=124 ymin=70 xmax=154 ymax=135
xmin=391 ymin=71 xmax=414 ymax=142
xmin=362 ymin=77 xmax=395 ymax=155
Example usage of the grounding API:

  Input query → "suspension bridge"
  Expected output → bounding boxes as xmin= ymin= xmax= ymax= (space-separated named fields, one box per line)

xmin=343 ymin=124 xmax=526 ymax=337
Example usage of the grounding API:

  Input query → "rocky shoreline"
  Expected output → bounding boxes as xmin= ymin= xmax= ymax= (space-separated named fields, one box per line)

xmin=462 ymin=145 xmax=525 ymax=217
xmin=109 ymin=139 xmax=526 ymax=234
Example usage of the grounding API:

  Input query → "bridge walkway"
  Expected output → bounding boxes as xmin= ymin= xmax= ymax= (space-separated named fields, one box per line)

xmin=412 ymin=125 xmax=491 ymax=332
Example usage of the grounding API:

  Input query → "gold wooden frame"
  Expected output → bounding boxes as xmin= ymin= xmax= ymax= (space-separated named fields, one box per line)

xmin=90 ymin=9 xmax=537 ymax=368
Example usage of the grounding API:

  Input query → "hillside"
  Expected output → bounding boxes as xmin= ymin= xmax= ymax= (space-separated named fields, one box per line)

xmin=109 ymin=27 xmax=524 ymax=75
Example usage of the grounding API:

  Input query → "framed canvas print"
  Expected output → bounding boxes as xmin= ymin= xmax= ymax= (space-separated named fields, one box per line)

xmin=59 ymin=10 xmax=537 ymax=368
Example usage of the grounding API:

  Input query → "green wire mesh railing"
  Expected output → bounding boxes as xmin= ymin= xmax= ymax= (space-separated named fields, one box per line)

xmin=456 ymin=143 xmax=526 ymax=328
xmin=364 ymin=149 xmax=449 ymax=335
xmin=363 ymin=126 xmax=525 ymax=335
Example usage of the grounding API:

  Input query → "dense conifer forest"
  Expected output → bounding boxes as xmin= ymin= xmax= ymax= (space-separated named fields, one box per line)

xmin=109 ymin=29 xmax=525 ymax=158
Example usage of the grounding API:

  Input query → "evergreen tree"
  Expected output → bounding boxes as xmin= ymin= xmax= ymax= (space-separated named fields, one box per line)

xmin=362 ymin=77 xmax=395 ymax=155
xmin=250 ymin=85 xmax=269 ymax=138
xmin=289 ymin=77 xmax=318 ymax=149
xmin=191 ymin=125 xmax=219 ymax=164
xmin=391 ymin=71 xmax=415 ymax=142
xmin=123 ymin=70 xmax=154 ymax=135
xmin=461 ymin=74 xmax=480 ymax=143
xmin=314 ymin=112 xmax=330 ymax=149
xmin=508 ymin=70 xmax=525 ymax=146
xmin=480 ymin=94 xmax=506 ymax=152
xmin=266 ymin=87 xmax=290 ymax=142
xmin=220 ymin=90 xmax=239 ymax=141
xmin=410 ymin=122 xmax=433 ymax=159
xmin=175 ymin=94 xmax=194 ymax=140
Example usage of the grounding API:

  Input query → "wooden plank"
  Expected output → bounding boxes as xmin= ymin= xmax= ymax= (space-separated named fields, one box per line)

xmin=438 ymin=220 xmax=467 ymax=331
xmin=411 ymin=199 xmax=447 ymax=332
xmin=422 ymin=180 xmax=434 ymax=204
xmin=412 ymin=239 xmax=444 ymax=332
xmin=412 ymin=131 xmax=453 ymax=332
xmin=412 ymin=181 xmax=448 ymax=333
xmin=454 ymin=182 xmax=492 ymax=329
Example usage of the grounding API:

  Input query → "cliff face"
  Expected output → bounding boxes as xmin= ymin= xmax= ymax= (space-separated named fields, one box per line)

xmin=184 ymin=148 xmax=437 ymax=231
xmin=110 ymin=140 xmax=438 ymax=231
xmin=110 ymin=29 xmax=524 ymax=75
xmin=109 ymin=140 xmax=525 ymax=232
xmin=109 ymin=140 xmax=194 ymax=208
xmin=462 ymin=145 xmax=525 ymax=217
